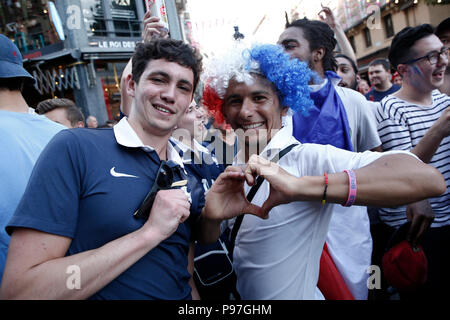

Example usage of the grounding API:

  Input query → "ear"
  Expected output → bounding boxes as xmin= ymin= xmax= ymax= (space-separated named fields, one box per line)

xmin=126 ymin=74 xmax=136 ymax=98
xmin=280 ymin=106 xmax=289 ymax=117
xmin=396 ymin=64 xmax=407 ymax=78
xmin=356 ymin=74 xmax=361 ymax=82
xmin=312 ymin=48 xmax=325 ymax=62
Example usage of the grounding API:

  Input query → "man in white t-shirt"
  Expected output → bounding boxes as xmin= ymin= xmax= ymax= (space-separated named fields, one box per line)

xmin=277 ymin=18 xmax=381 ymax=299
xmin=197 ymin=44 xmax=445 ymax=299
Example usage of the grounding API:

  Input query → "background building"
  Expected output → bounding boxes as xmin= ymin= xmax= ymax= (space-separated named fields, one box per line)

xmin=285 ymin=0 xmax=449 ymax=79
xmin=0 ymin=0 xmax=187 ymax=124
xmin=336 ymin=0 xmax=449 ymax=77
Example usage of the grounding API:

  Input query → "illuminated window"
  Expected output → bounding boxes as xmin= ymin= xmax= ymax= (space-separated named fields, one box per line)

xmin=0 ymin=0 xmax=61 ymax=54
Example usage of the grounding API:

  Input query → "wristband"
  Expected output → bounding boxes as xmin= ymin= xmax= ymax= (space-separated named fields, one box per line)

xmin=322 ymin=172 xmax=328 ymax=206
xmin=343 ymin=170 xmax=357 ymax=207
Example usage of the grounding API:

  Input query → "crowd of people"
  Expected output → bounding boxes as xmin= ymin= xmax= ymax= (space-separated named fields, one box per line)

xmin=0 ymin=6 xmax=448 ymax=301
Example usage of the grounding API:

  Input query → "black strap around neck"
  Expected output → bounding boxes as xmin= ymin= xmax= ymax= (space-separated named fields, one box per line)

xmin=229 ymin=143 xmax=298 ymax=257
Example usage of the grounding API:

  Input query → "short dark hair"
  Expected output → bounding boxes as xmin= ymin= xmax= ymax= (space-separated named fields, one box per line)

xmin=435 ymin=17 xmax=450 ymax=38
xmin=368 ymin=59 xmax=391 ymax=71
xmin=388 ymin=24 xmax=435 ymax=70
xmin=335 ymin=53 xmax=358 ymax=74
xmin=36 ymin=98 xmax=85 ymax=126
xmin=0 ymin=77 xmax=25 ymax=91
xmin=193 ymin=81 xmax=204 ymax=105
xmin=132 ymin=38 xmax=203 ymax=93
xmin=286 ymin=18 xmax=337 ymax=72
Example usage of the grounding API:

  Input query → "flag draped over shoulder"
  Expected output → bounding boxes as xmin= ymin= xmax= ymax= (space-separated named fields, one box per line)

xmin=292 ymin=71 xmax=355 ymax=300
xmin=292 ymin=71 xmax=353 ymax=152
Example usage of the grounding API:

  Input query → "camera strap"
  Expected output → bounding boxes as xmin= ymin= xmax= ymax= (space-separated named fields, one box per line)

xmin=229 ymin=143 xmax=298 ymax=258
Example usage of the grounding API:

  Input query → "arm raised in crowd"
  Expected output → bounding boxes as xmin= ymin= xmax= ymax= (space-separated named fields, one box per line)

xmin=318 ymin=5 xmax=357 ymax=64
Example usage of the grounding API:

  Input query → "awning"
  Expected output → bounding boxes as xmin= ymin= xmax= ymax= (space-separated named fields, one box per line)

xmin=81 ymin=51 xmax=133 ymax=61
xmin=27 ymin=48 xmax=81 ymax=62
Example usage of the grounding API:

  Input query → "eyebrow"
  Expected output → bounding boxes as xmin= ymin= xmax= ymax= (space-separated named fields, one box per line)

xmin=426 ymin=46 xmax=446 ymax=54
xmin=338 ymin=63 xmax=351 ymax=67
xmin=148 ymin=71 xmax=193 ymax=89
xmin=251 ymin=90 xmax=272 ymax=96
xmin=224 ymin=94 xmax=242 ymax=104
xmin=224 ymin=90 xmax=272 ymax=103
xmin=279 ymin=38 xmax=298 ymax=45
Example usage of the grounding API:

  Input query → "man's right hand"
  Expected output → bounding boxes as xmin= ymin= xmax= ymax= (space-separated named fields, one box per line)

xmin=142 ymin=11 xmax=169 ymax=42
xmin=203 ymin=167 xmax=266 ymax=221
xmin=432 ymin=106 xmax=450 ymax=139
xmin=406 ymin=199 xmax=434 ymax=247
xmin=145 ymin=189 xmax=191 ymax=241
xmin=318 ymin=5 xmax=338 ymax=30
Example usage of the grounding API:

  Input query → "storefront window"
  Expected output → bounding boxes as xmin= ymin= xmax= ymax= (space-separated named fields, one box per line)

xmin=0 ymin=0 xmax=62 ymax=54
xmin=111 ymin=0 xmax=140 ymax=37
xmin=81 ymin=0 xmax=107 ymax=37
xmin=96 ymin=61 xmax=126 ymax=121
xmin=81 ymin=0 xmax=141 ymax=38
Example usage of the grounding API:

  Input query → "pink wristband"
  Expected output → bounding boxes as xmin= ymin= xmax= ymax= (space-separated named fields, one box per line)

xmin=343 ymin=170 xmax=357 ymax=207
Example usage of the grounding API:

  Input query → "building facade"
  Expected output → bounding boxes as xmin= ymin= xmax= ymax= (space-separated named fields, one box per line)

xmin=336 ymin=0 xmax=449 ymax=76
xmin=0 ymin=0 xmax=187 ymax=124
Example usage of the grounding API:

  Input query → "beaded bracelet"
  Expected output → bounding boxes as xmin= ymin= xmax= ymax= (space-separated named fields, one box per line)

xmin=322 ymin=172 xmax=328 ymax=206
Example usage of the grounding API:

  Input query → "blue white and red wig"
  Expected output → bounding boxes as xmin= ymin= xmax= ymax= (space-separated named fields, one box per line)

xmin=201 ymin=43 xmax=316 ymax=126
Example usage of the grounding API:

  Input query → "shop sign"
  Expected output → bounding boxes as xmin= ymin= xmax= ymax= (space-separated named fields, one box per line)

xmin=90 ymin=40 xmax=137 ymax=50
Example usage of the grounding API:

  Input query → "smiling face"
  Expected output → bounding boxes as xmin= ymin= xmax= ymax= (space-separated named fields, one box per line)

xmin=127 ymin=58 xmax=194 ymax=137
xmin=222 ymin=75 xmax=288 ymax=155
xmin=400 ymin=35 xmax=448 ymax=92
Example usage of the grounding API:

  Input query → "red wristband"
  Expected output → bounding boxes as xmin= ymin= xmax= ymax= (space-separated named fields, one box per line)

xmin=322 ymin=172 xmax=328 ymax=206
xmin=342 ymin=170 xmax=357 ymax=207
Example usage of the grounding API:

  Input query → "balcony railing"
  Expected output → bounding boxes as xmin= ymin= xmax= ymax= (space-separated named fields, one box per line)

xmin=87 ymin=17 xmax=142 ymax=38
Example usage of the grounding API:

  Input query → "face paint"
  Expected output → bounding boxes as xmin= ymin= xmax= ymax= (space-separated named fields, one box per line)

xmin=409 ymin=65 xmax=425 ymax=88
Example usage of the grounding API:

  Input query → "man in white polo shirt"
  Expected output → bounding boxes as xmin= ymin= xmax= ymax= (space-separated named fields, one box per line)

xmin=197 ymin=43 xmax=445 ymax=299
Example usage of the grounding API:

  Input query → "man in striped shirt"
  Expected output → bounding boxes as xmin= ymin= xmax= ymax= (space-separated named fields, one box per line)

xmin=376 ymin=24 xmax=449 ymax=300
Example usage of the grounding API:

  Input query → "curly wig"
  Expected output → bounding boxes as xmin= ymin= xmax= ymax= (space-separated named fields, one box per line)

xmin=201 ymin=43 xmax=315 ymax=126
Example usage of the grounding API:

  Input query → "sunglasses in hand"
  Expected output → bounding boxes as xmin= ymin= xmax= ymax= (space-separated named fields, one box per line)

xmin=133 ymin=161 xmax=187 ymax=220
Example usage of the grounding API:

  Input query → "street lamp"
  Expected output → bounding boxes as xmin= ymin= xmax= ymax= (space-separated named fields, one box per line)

xmin=233 ymin=26 xmax=245 ymax=41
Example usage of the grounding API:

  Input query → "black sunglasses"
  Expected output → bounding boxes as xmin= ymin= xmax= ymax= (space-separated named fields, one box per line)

xmin=401 ymin=47 xmax=449 ymax=66
xmin=134 ymin=160 xmax=190 ymax=220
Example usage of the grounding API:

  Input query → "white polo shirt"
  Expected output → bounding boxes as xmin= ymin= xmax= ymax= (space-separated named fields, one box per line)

xmin=229 ymin=117 xmax=413 ymax=300
xmin=114 ymin=117 xmax=185 ymax=166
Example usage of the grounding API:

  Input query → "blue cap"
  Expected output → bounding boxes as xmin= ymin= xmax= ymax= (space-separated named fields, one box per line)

xmin=0 ymin=34 xmax=35 ymax=84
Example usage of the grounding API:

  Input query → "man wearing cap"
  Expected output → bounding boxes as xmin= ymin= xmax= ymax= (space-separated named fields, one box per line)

xmin=0 ymin=34 xmax=65 ymax=285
